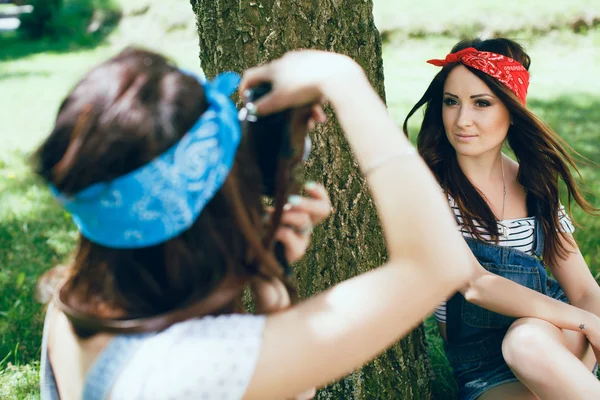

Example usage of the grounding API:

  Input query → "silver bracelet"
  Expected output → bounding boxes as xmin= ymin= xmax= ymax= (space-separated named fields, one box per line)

xmin=363 ymin=147 xmax=418 ymax=177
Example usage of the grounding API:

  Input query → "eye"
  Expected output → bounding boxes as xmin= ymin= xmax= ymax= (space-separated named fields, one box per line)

xmin=443 ymin=97 xmax=458 ymax=106
xmin=475 ymin=99 xmax=491 ymax=107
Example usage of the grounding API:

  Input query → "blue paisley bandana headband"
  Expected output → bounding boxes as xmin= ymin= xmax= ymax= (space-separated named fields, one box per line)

xmin=51 ymin=71 xmax=242 ymax=248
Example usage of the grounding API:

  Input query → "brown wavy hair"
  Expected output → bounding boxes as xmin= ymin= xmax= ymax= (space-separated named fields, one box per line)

xmin=403 ymin=37 xmax=596 ymax=266
xmin=34 ymin=47 xmax=295 ymax=336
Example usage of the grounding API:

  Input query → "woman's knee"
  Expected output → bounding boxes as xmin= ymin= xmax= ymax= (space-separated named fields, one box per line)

xmin=502 ymin=318 xmax=561 ymax=370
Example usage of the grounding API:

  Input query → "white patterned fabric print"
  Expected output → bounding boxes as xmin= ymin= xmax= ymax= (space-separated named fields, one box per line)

xmin=111 ymin=314 xmax=265 ymax=400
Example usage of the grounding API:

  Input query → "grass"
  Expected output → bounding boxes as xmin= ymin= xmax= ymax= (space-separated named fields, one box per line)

xmin=0 ymin=363 xmax=39 ymax=400
xmin=0 ymin=0 xmax=599 ymax=398
xmin=530 ymin=94 xmax=600 ymax=268
xmin=1 ymin=0 xmax=121 ymax=61
xmin=0 ymin=0 xmax=200 ymax=152
xmin=0 ymin=151 xmax=77 ymax=365
xmin=373 ymin=0 xmax=600 ymax=37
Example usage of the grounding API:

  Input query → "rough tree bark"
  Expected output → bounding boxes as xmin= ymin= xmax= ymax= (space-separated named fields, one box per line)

xmin=190 ymin=1 xmax=434 ymax=398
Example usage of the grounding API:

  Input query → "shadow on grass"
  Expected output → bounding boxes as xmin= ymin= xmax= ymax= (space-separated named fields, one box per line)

xmin=0 ymin=161 xmax=76 ymax=366
xmin=427 ymin=94 xmax=600 ymax=398
xmin=528 ymin=95 xmax=600 ymax=268
xmin=0 ymin=0 xmax=121 ymax=63
xmin=0 ymin=71 xmax=52 ymax=81
xmin=529 ymin=95 xmax=600 ymax=164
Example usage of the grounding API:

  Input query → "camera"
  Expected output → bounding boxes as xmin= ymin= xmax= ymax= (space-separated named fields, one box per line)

xmin=239 ymin=83 xmax=314 ymax=275
xmin=239 ymin=83 xmax=312 ymax=197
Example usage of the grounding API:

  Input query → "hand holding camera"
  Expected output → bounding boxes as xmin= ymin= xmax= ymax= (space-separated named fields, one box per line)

xmin=240 ymin=74 xmax=331 ymax=277
xmin=239 ymin=50 xmax=364 ymax=116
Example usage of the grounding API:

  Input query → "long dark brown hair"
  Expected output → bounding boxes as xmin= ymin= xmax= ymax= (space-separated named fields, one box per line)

xmin=403 ymin=38 xmax=596 ymax=266
xmin=34 ymin=47 xmax=295 ymax=336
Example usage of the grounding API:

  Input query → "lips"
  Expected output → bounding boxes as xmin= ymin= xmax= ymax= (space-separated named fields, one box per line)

xmin=454 ymin=133 xmax=478 ymax=142
xmin=455 ymin=133 xmax=477 ymax=138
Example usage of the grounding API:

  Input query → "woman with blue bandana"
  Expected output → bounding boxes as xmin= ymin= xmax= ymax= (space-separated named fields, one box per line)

xmin=37 ymin=47 xmax=475 ymax=399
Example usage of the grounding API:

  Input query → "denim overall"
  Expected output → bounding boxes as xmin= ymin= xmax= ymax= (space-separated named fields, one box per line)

xmin=445 ymin=217 xmax=569 ymax=400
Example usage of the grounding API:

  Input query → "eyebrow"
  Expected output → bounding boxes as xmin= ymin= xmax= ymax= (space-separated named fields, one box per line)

xmin=444 ymin=92 xmax=496 ymax=99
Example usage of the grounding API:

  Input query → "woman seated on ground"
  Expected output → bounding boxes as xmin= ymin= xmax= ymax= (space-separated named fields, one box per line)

xmin=404 ymin=37 xmax=600 ymax=400
xmin=37 ymin=47 xmax=475 ymax=399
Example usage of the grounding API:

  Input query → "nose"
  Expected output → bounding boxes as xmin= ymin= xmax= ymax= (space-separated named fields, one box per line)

xmin=456 ymin=105 xmax=473 ymax=128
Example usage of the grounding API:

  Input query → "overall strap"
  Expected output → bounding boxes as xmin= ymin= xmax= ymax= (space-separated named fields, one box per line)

xmin=532 ymin=202 xmax=545 ymax=258
xmin=40 ymin=303 xmax=59 ymax=400
xmin=82 ymin=333 xmax=151 ymax=400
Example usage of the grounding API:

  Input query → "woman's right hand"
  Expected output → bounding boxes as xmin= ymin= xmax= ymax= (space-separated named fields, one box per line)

xmin=239 ymin=50 xmax=366 ymax=116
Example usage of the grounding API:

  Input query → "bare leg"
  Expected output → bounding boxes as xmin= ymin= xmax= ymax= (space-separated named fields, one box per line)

xmin=498 ymin=317 xmax=598 ymax=400
xmin=478 ymin=382 xmax=537 ymax=400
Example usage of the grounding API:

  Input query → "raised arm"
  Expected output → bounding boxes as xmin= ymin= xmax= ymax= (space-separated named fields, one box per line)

xmin=240 ymin=50 xmax=476 ymax=400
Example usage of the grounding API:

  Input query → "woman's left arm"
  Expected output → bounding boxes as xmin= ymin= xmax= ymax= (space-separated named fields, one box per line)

xmin=549 ymin=233 xmax=600 ymax=318
xmin=250 ymin=182 xmax=331 ymax=400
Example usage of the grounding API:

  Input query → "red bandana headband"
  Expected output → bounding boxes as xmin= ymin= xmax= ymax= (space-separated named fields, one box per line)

xmin=427 ymin=47 xmax=530 ymax=104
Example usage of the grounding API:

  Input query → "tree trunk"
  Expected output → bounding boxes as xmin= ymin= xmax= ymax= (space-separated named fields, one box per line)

xmin=190 ymin=1 xmax=434 ymax=398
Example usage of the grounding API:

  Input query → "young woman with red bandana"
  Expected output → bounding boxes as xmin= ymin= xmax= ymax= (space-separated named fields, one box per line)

xmin=404 ymin=38 xmax=600 ymax=399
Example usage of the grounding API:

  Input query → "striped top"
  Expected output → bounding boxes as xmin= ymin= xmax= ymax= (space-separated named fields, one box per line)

xmin=433 ymin=194 xmax=574 ymax=324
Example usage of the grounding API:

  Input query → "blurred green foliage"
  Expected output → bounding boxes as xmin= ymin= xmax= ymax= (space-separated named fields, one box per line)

xmin=17 ymin=0 xmax=119 ymax=40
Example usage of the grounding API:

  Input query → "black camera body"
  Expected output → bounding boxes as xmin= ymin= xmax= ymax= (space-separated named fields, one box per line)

xmin=240 ymin=83 xmax=313 ymax=274
xmin=242 ymin=83 xmax=294 ymax=197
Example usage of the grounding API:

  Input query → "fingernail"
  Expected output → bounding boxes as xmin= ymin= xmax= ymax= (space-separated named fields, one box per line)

xmin=305 ymin=181 xmax=317 ymax=190
xmin=283 ymin=203 xmax=292 ymax=211
xmin=246 ymin=102 xmax=257 ymax=116
xmin=288 ymin=195 xmax=302 ymax=206
xmin=243 ymin=89 xmax=252 ymax=100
